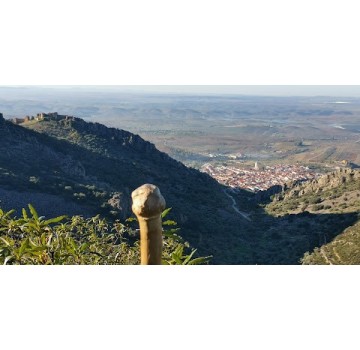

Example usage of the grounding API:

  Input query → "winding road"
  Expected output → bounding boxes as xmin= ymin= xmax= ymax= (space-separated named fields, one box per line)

xmin=223 ymin=189 xmax=252 ymax=222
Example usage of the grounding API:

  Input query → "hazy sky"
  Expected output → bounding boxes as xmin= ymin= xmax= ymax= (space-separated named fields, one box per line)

xmin=3 ymin=85 xmax=360 ymax=97
xmin=30 ymin=85 xmax=360 ymax=97
xmin=116 ymin=85 xmax=360 ymax=97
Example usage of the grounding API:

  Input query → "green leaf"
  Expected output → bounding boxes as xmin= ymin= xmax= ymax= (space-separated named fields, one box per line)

xmin=161 ymin=208 xmax=172 ymax=219
xmin=19 ymin=238 xmax=30 ymax=256
xmin=183 ymin=249 xmax=197 ymax=265
xmin=80 ymin=243 xmax=90 ymax=252
xmin=1 ymin=209 xmax=15 ymax=219
xmin=163 ymin=227 xmax=181 ymax=236
xmin=187 ymin=256 xmax=212 ymax=265
xmin=3 ymin=255 xmax=13 ymax=265
xmin=171 ymin=252 xmax=183 ymax=265
xmin=43 ymin=215 xmax=67 ymax=226
xmin=22 ymin=208 xmax=28 ymax=220
xmin=0 ymin=237 xmax=11 ymax=247
xmin=163 ymin=231 xmax=183 ymax=242
xmin=28 ymin=204 xmax=39 ymax=221
xmin=29 ymin=246 xmax=48 ymax=253
xmin=174 ymin=245 xmax=184 ymax=257
xmin=28 ymin=238 xmax=39 ymax=248
xmin=24 ymin=222 xmax=40 ymax=230
xmin=68 ymin=237 xmax=77 ymax=251
xmin=125 ymin=217 xmax=137 ymax=223
xmin=162 ymin=220 xmax=177 ymax=226
xmin=89 ymin=251 xmax=105 ymax=258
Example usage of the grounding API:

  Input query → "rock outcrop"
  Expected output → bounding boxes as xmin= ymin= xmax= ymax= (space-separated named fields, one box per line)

xmin=276 ymin=168 xmax=360 ymax=201
xmin=107 ymin=191 xmax=131 ymax=220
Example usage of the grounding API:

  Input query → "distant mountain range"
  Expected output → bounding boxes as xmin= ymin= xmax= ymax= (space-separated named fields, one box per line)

xmin=1 ymin=112 xmax=359 ymax=264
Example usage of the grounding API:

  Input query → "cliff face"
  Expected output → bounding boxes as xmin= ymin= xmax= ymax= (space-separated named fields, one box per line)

xmin=280 ymin=168 xmax=360 ymax=200
xmin=268 ymin=169 xmax=360 ymax=213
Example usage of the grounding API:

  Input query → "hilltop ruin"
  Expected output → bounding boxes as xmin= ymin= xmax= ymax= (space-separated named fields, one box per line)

xmin=10 ymin=112 xmax=75 ymax=125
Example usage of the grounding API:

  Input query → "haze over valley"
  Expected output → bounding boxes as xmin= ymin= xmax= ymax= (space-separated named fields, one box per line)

xmin=2 ymin=87 xmax=360 ymax=170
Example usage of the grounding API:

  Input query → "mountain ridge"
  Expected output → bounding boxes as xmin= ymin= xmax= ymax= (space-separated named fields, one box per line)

xmin=1 ymin=113 xmax=360 ymax=264
xmin=0 ymin=114 xmax=253 ymax=263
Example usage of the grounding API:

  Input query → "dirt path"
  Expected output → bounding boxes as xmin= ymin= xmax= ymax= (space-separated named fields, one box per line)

xmin=223 ymin=189 xmax=252 ymax=222
xmin=333 ymin=247 xmax=342 ymax=263
xmin=320 ymin=247 xmax=333 ymax=265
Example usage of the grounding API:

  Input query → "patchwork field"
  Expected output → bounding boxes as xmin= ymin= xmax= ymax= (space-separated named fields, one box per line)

xmin=2 ymin=89 xmax=360 ymax=171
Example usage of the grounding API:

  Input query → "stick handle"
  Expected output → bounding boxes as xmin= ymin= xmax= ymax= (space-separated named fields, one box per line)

xmin=131 ymin=184 xmax=166 ymax=265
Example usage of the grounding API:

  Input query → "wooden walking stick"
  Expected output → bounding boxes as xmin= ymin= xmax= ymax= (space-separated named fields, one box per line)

xmin=131 ymin=184 xmax=166 ymax=265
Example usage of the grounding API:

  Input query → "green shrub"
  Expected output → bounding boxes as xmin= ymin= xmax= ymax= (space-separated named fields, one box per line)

xmin=0 ymin=205 xmax=211 ymax=265
xmin=309 ymin=197 xmax=322 ymax=204
xmin=313 ymin=204 xmax=324 ymax=211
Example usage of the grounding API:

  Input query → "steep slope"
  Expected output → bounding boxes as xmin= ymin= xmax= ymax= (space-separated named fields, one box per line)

xmin=0 ymin=115 xmax=253 ymax=263
xmin=301 ymin=221 xmax=360 ymax=264
xmin=265 ymin=169 xmax=360 ymax=264
xmin=267 ymin=168 xmax=360 ymax=216
xmin=2 ymin=114 xmax=360 ymax=264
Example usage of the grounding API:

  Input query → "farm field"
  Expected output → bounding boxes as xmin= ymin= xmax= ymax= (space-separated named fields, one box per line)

xmin=2 ymin=88 xmax=360 ymax=172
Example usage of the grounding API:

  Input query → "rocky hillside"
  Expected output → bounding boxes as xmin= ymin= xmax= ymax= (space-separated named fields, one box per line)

xmin=0 ymin=114 xmax=254 ymax=263
xmin=264 ymin=169 xmax=360 ymax=264
xmin=268 ymin=168 xmax=360 ymax=215
xmin=301 ymin=220 xmax=360 ymax=265
xmin=2 ymin=113 xmax=360 ymax=264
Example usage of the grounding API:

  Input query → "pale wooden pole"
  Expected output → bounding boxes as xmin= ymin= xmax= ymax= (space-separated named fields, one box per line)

xmin=131 ymin=184 xmax=166 ymax=265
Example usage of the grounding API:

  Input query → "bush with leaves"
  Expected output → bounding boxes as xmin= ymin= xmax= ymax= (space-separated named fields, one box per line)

xmin=0 ymin=205 xmax=211 ymax=265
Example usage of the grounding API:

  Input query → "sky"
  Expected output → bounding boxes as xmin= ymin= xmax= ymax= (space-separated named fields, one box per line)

xmin=98 ymin=85 xmax=360 ymax=96
xmin=4 ymin=85 xmax=360 ymax=97
xmin=2 ymin=1 xmax=360 ymax=88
